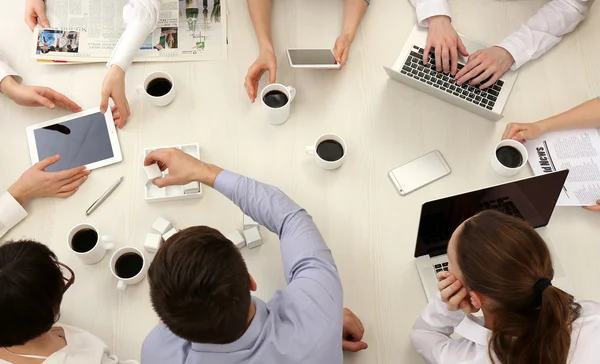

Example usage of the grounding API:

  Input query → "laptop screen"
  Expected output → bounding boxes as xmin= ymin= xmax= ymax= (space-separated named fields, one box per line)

xmin=414 ymin=170 xmax=569 ymax=258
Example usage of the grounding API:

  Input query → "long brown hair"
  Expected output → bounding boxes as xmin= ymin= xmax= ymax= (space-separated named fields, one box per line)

xmin=455 ymin=210 xmax=581 ymax=364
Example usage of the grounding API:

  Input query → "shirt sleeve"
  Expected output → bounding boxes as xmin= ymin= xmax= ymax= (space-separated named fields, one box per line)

xmin=107 ymin=0 xmax=162 ymax=72
xmin=214 ymin=170 xmax=343 ymax=317
xmin=409 ymin=0 xmax=452 ymax=27
xmin=0 ymin=191 xmax=28 ymax=240
xmin=0 ymin=51 xmax=22 ymax=85
xmin=496 ymin=0 xmax=591 ymax=70
xmin=410 ymin=295 xmax=468 ymax=364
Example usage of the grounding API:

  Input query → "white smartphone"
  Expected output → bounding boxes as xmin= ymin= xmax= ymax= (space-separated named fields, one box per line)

xmin=286 ymin=49 xmax=341 ymax=69
xmin=388 ymin=150 xmax=451 ymax=196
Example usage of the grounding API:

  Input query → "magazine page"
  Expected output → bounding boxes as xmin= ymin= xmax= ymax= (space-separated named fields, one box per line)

xmin=525 ymin=128 xmax=600 ymax=206
xmin=32 ymin=0 xmax=226 ymax=63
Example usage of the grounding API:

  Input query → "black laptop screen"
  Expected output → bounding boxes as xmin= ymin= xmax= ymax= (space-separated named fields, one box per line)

xmin=414 ymin=170 xmax=569 ymax=258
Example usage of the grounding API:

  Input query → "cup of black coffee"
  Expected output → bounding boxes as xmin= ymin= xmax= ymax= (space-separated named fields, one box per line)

xmin=260 ymin=83 xmax=296 ymax=125
xmin=110 ymin=247 xmax=147 ymax=290
xmin=491 ymin=139 xmax=528 ymax=176
xmin=306 ymin=134 xmax=347 ymax=170
xmin=68 ymin=224 xmax=114 ymax=265
xmin=138 ymin=72 xmax=175 ymax=107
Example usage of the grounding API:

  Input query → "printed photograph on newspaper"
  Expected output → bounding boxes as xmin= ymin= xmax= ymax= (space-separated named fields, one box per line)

xmin=32 ymin=0 xmax=226 ymax=63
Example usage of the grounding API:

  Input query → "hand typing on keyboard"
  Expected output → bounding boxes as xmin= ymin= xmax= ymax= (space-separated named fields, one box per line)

xmin=456 ymin=46 xmax=515 ymax=90
xmin=424 ymin=15 xmax=468 ymax=75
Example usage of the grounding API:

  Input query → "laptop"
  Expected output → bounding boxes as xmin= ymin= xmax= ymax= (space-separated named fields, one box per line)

xmin=414 ymin=170 xmax=574 ymax=302
xmin=384 ymin=25 xmax=519 ymax=121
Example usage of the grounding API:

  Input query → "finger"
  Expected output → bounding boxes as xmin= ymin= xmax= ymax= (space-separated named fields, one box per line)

xmin=434 ymin=44 xmax=442 ymax=72
xmin=502 ymin=124 xmax=518 ymax=140
xmin=37 ymin=7 xmax=50 ymax=28
xmin=436 ymin=270 xmax=452 ymax=281
xmin=449 ymin=43 xmax=459 ymax=75
xmin=423 ymin=42 xmax=432 ymax=65
xmin=112 ymin=105 xmax=118 ymax=114
xmin=447 ymin=287 xmax=469 ymax=309
xmin=58 ymin=174 xmax=89 ymax=193
xmin=268 ymin=64 xmax=277 ymax=84
xmin=25 ymin=15 xmax=37 ymax=31
xmin=144 ymin=149 xmax=172 ymax=167
xmin=437 ymin=274 xmax=456 ymax=292
xmin=470 ymin=67 xmax=494 ymax=86
xmin=441 ymin=279 xmax=462 ymax=303
xmin=35 ymin=154 xmax=61 ymax=170
xmin=333 ymin=42 xmax=343 ymax=64
xmin=457 ymin=38 xmax=469 ymax=57
xmin=342 ymin=340 xmax=368 ymax=352
xmin=457 ymin=61 xmax=485 ymax=86
xmin=442 ymin=43 xmax=450 ymax=74
xmin=455 ymin=50 xmax=480 ymax=79
xmin=115 ymin=98 xmax=130 ymax=126
xmin=341 ymin=48 xmax=349 ymax=68
xmin=59 ymin=170 xmax=90 ymax=184
xmin=55 ymin=188 xmax=79 ymax=198
xmin=55 ymin=165 xmax=88 ymax=180
xmin=479 ymin=71 xmax=501 ymax=90
xmin=42 ymin=88 xmax=81 ymax=112
xmin=100 ymin=90 xmax=110 ymax=114
xmin=583 ymin=201 xmax=600 ymax=211
xmin=153 ymin=175 xmax=177 ymax=188
xmin=34 ymin=94 xmax=55 ymax=109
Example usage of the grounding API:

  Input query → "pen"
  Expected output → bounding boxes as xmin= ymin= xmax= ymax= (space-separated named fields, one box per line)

xmin=85 ymin=176 xmax=124 ymax=216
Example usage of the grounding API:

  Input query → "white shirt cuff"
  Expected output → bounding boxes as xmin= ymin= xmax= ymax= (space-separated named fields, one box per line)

xmin=0 ymin=191 xmax=28 ymax=239
xmin=0 ymin=59 xmax=22 ymax=85
xmin=107 ymin=20 xmax=151 ymax=72
xmin=496 ymin=37 xmax=528 ymax=71
xmin=414 ymin=0 xmax=452 ymax=27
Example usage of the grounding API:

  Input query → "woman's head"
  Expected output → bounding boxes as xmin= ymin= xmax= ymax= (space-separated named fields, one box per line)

xmin=0 ymin=240 xmax=73 ymax=347
xmin=447 ymin=210 xmax=581 ymax=364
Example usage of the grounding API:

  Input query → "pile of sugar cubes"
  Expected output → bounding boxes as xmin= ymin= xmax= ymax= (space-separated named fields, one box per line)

xmin=225 ymin=214 xmax=263 ymax=250
xmin=143 ymin=163 xmax=200 ymax=194
xmin=144 ymin=217 xmax=179 ymax=253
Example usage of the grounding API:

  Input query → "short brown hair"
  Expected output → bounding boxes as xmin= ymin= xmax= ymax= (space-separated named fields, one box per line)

xmin=456 ymin=210 xmax=581 ymax=364
xmin=148 ymin=226 xmax=251 ymax=344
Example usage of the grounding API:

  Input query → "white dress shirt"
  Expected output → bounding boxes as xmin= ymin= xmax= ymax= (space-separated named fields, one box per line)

xmin=411 ymin=295 xmax=600 ymax=363
xmin=409 ymin=0 xmax=591 ymax=69
xmin=107 ymin=0 xmax=162 ymax=72
xmin=0 ymin=192 xmax=28 ymax=239
xmin=0 ymin=51 xmax=21 ymax=85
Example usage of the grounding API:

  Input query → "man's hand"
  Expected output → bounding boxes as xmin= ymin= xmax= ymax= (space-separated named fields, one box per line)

xmin=456 ymin=46 xmax=514 ymax=89
xmin=437 ymin=271 xmax=479 ymax=314
xmin=244 ymin=50 xmax=277 ymax=103
xmin=502 ymin=122 xmax=543 ymax=143
xmin=333 ymin=34 xmax=353 ymax=69
xmin=101 ymin=65 xmax=130 ymax=128
xmin=583 ymin=200 xmax=600 ymax=212
xmin=7 ymin=155 xmax=90 ymax=205
xmin=342 ymin=308 xmax=368 ymax=352
xmin=25 ymin=0 xmax=50 ymax=31
xmin=425 ymin=16 xmax=468 ymax=75
xmin=0 ymin=76 xmax=81 ymax=112
xmin=144 ymin=148 xmax=223 ymax=188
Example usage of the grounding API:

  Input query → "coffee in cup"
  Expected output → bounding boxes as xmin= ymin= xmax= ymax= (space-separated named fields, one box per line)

xmin=68 ymin=224 xmax=114 ymax=265
xmin=260 ymin=83 xmax=296 ymax=125
xmin=491 ymin=139 xmax=528 ymax=176
xmin=137 ymin=71 xmax=175 ymax=107
xmin=306 ymin=134 xmax=347 ymax=170
xmin=110 ymin=247 xmax=147 ymax=290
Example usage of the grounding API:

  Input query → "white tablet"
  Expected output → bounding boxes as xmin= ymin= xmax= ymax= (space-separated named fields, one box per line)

xmin=26 ymin=107 xmax=122 ymax=172
xmin=287 ymin=49 xmax=341 ymax=69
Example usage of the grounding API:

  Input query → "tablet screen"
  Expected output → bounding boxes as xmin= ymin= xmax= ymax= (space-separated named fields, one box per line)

xmin=33 ymin=112 xmax=114 ymax=172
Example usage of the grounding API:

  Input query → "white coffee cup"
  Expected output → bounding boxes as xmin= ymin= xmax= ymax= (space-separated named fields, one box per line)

xmin=137 ymin=71 xmax=175 ymax=107
xmin=260 ymin=83 xmax=296 ymax=125
xmin=68 ymin=224 xmax=114 ymax=265
xmin=110 ymin=247 xmax=147 ymax=291
xmin=306 ymin=134 xmax=347 ymax=170
xmin=491 ymin=139 xmax=529 ymax=176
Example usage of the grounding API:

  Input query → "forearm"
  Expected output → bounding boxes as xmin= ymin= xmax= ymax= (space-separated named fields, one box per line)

xmin=248 ymin=0 xmax=273 ymax=52
xmin=340 ymin=0 xmax=368 ymax=41
xmin=409 ymin=0 xmax=451 ymax=27
xmin=537 ymin=98 xmax=600 ymax=133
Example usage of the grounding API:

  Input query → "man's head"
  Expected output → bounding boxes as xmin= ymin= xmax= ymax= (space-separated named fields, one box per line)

xmin=148 ymin=226 xmax=256 ymax=344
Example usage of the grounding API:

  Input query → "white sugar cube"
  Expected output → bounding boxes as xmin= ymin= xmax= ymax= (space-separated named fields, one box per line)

xmin=152 ymin=217 xmax=172 ymax=235
xmin=144 ymin=232 xmax=163 ymax=253
xmin=143 ymin=163 xmax=163 ymax=180
xmin=226 ymin=230 xmax=246 ymax=249
xmin=183 ymin=181 xmax=200 ymax=194
xmin=162 ymin=227 xmax=178 ymax=242
xmin=243 ymin=214 xmax=259 ymax=230
xmin=243 ymin=227 xmax=262 ymax=249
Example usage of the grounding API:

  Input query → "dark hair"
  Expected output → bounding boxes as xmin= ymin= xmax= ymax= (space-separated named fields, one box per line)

xmin=455 ymin=210 xmax=581 ymax=364
xmin=0 ymin=240 xmax=66 ymax=346
xmin=148 ymin=226 xmax=251 ymax=344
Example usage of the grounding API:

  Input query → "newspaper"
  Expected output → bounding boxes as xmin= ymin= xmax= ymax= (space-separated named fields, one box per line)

xmin=525 ymin=128 xmax=600 ymax=206
xmin=31 ymin=0 xmax=226 ymax=63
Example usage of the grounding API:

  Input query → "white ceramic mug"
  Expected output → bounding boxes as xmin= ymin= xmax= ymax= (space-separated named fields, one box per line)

xmin=137 ymin=71 xmax=175 ymax=107
xmin=260 ymin=83 xmax=296 ymax=125
xmin=68 ymin=224 xmax=114 ymax=265
xmin=110 ymin=247 xmax=147 ymax=291
xmin=491 ymin=139 xmax=529 ymax=176
xmin=306 ymin=134 xmax=347 ymax=170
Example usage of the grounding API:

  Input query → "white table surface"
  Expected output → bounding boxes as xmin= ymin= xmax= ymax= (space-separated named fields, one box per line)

xmin=1 ymin=0 xmax=599 ymax=363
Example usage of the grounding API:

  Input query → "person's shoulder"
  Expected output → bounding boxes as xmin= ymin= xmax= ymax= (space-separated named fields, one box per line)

xmin=141 ymin=323 xmax=189 ymax=364
xmin=578 ymin=300 xmax=600 ymax=318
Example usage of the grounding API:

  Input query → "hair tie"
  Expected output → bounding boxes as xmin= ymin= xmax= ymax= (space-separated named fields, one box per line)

xmin=533 ymin=278 xmax=552 ymax=295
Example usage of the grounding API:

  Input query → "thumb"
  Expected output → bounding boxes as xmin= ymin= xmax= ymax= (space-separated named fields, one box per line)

xmin=268 ymin=64 xmax=277 ymax=84
xmin=343 ymin=340 xmax=368 ymax=352
xmin=458 ymin=39 xmax=469 ymax=57
xmin=99 ymin=91 xmax=109 ymax=114
xmin=35 ymin=154 xmax=61 ymax=170
xmin=511 ymin=131 xmax=527 ymax=142
xmin=38 ymin=11 xmax=50 ymax=28
xmin=153 ymin=175 xmax=177 ymax=188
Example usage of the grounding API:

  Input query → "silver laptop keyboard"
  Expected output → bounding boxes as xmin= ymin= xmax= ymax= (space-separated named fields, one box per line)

xmin=434 ymin=262 xmax=449 ymax=279
xmin=401 ymin=45 xmax=504 ymax=111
